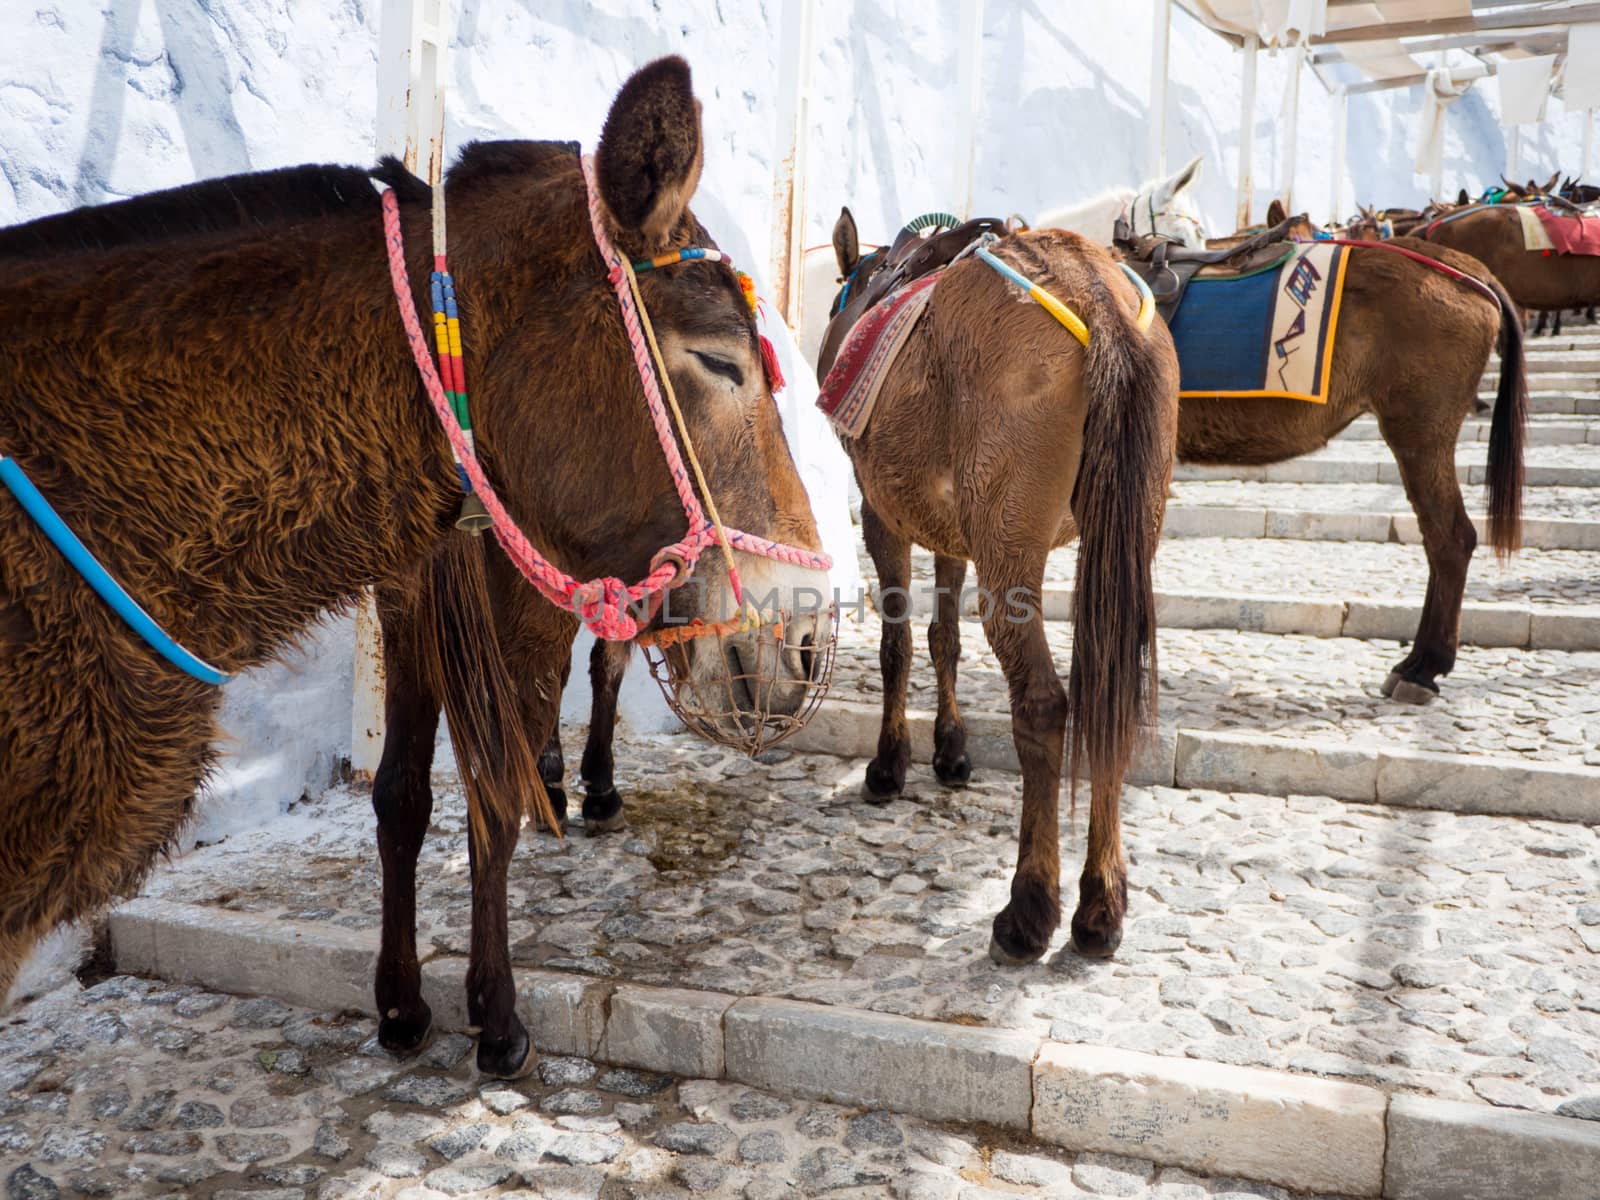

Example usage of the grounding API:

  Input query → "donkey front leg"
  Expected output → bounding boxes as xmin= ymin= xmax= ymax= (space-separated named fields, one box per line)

xmin=578 ymin=638 xmax=631 ymax=834
xmin=371 ymin=586 xmax=442 ymax=1055
xmin=466 ymin=631 xmax=571 ymax=1078
xmin=930 ymin=554 xmax=971 ymax=785
xmin=536 ymin=645 xmax=574 ymax=830
xmin=975 ymin=557 xmax=1066 ymax=966
xmin=862 ymin=500 xmax=914 ymax=798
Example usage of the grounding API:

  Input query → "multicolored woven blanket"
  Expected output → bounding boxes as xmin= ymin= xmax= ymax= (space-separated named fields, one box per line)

xmin=816 ymin=272 xmax=940 ymax=437
xmin=1169 ymin=242 xmax=1349 ymax=405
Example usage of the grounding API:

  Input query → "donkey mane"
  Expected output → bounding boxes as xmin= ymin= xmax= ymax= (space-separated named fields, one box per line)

xmin=0 ymin=139 xmax=584 ymax=262
xmin=0 ymin=163 xmax=409 ymax=261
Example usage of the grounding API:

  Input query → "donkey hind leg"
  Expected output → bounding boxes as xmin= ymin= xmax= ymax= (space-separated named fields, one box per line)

xmin=1378 ymin=420 xmax=1476 ymax=703
xmin=579 ymin=638 xmax=631 ymax=834
xmin=975 ymin=553 xmax=1066 ymax=966
xmin=862 ymin=500 xmax=914 ymax=799
xmin=536 ymin=645 xmax=574 ymax=831
xmin=930 ymin=554 xmax=971 ymax=785
xmin=371 ymin=590 xmax=442 ymax=1055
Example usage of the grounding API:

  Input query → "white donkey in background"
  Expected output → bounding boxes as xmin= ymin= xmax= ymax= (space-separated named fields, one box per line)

xmin=798 ymin=156 xmax=1209 ymax=366
xmin=1035 ymin=154 xmax=1208 ymax=248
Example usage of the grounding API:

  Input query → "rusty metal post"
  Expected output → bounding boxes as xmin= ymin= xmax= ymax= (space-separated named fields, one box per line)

xmin=1238 ymin=33 xmax=1259 ymax=230
xmin=1330 ymin=86 xmax=1348 ymax=224
xmin=354 ymin=0 xmax=450 ymax=779
xmin=768 ymin=0 xmax=815 ymax=331
xmin=955 ymin=0 xmax=985 ymax=218
xmin=1280 ymin=47 xmax=1301 ymax=213
xmin=1148 ymin=0 xmax=1172 ymax=179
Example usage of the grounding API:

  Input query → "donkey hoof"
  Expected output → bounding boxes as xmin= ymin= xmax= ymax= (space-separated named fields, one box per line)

xmin=1069 ymin=914 xmax=1124 ymax=959
xmin=377 ymin=1006 xmax=434 ymax=1056
xmin=988 ymin=892 xmax=1057 ymax=966
xmin=1070 ymin=871 xmax=1127 ymax=959
xmin=581 ymin=787 xmax=626 ymax=836
xmin=1389 ymin=679 xmax=1439 ymax=706
xmin=476 ymin=1025 xmax=533 ymax=1079
xmin=544 ymin=785 xmax=570 ymax=832
xmin=933 ymin=751 xmax=972 ymax=787
xmin=864 ymin=755 xmax=906 ymax=802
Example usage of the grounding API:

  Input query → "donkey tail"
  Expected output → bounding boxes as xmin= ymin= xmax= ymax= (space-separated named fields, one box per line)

xmin=420 ymin=536 xmax=559 ymax=852
xmin=1066 ymin=262 xmax=1175 ymax=798
xmin=1483 ymin=274 xmax=1527 ymax=557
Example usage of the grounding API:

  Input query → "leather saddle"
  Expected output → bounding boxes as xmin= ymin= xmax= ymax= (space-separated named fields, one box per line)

xmin=849 ymin=217 xmax=1008 ymax=319
xmin=1117 ymin=214 xmax=1302 ymax=324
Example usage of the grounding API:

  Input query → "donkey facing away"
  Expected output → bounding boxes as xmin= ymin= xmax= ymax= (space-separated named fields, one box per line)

xmin=0 ymin=58 xmax=834 ymax=1076
xmin=1042 ymin=164 xmax=1529 ymax=704
xmin=814 ymin=214 xmax=1180 ymax=964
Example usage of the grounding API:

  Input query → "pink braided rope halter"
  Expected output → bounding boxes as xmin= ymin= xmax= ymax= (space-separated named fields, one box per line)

xmin=379 ymin=155 xmax=831 ymax=641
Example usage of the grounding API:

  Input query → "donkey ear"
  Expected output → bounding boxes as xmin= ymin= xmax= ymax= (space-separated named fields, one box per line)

xmin=833 ymin=207 xmax=860 ymax=277
xmin=1543 ymin=170 xmax=1560 ymax=193
xmin=1266 ymin=198 xmax=1287 ymax=226
xmin=595 ymin=56 xmax=704 ymax=245
xmin=1159 ymin=155 xmax=1203 ymax=202
xmin=1457 ymin=188 xmax=1470 ymax=206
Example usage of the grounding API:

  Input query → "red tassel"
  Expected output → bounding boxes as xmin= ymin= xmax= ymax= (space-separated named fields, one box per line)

xmin=759 ymin=334 xmax=786 ymax=393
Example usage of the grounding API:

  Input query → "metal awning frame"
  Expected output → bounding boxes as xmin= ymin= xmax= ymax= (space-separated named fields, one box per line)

xmin=1151 ymin=0 xmax=1599 ymax=224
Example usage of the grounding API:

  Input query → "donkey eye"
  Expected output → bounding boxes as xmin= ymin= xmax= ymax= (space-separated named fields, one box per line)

xmin=691 ymin=350 xmax=744 ymax=386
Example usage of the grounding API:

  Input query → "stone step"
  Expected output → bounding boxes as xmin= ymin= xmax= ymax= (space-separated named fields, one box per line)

xmin=98 ymin=898 xmax=1600 ymax=1200
xmin=1161 ymin=502 xmax=1600 ymax=551
xmin=1339 ymin=415 xmax=1600 ymax=446
xmin=1515 ymin=352 xmax=1600 ymax=374
xmin=1175 ymin=455 xmax=1600 ymax=488
xmin=786 ymin=698 xmax=1600 ymax=824
xmin=1522 ymin=392 xmax=1600 ymax=415
xmin=814 ymin=620 xmax=1600 ymax=821
xmin=1166 ymin=480 xmax=1599 ymax=529
xmin=903 ymin=528 xmax=1600 ymax=647
xmin=910 ymin=588 xmax=1600 ymax=651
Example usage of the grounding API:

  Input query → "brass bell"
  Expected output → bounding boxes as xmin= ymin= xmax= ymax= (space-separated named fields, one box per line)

xmin=455 ymin=493 xmax=495 ymax=534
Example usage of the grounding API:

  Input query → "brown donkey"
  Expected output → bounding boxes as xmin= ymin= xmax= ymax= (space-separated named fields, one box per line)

xmin=822 ymin=213 xmax=1179 ymax=963
xmin=0 ymin=58 xmax=831 ymax=1075
xmin=1412 ymin=206 xmax=1600 ymax=319
xmin=1175 ymin=235 xmax=1528 ymax=701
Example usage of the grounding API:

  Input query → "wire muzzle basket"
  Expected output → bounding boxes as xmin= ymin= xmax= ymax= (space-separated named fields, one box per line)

xmin=637 ymin=604 xmax=838 ymax=757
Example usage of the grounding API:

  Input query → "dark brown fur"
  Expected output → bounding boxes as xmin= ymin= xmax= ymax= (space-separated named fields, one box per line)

xmin=822 ymin=216 xmax=1179 ymax=963
xmin=0 ymin=60 xmax=826 ymax=1078
xmin=1416 ymin=205 xmax=1600 ymax=315
xmin=1176 ymin=232 xmax=1527 ymax=698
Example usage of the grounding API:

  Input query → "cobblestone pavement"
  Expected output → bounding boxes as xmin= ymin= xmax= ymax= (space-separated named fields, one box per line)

xmin=832 ymin=616 xmax=1600 ymax=765
xmin=1166 ymin=481 xmax=1600 ymax=523
xmin=0 ymin=976 xmax=1362 ymax=1200
xmin=133 ymin=724 xmax=1600 ymax=1117
xmin=898 ymin=536 xmax=1600 ymax=607
xmin=1139 ymin=539 xmax=1600 ymax=608
xmin=1308 ymin=441 xmax=1600 ymax=468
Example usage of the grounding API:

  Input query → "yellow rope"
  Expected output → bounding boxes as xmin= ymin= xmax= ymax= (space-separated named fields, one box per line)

xmin=620 ymin=258 xmax=741 ymax=594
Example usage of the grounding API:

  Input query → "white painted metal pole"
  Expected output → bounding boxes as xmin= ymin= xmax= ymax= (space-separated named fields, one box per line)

xmin=1148 ymin=0 xmax=1172 ymax=179
xmin=355 ymin=0 xmax=451 ymax=779
xmin=1584 ymin=109 xmax=1594 ymax=179
xmin=1280 ymin=48 xmax=1301 ymax=213
xmin=955 ymin=0 xmax=985 ymax=219
xmin=1330 ymin=86 xmax=1348 ymax=224
xmin=768 ymin=0 xmax=816 ymax=332
xmin=1237 ymin=33 xmax=1259 ymax=229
